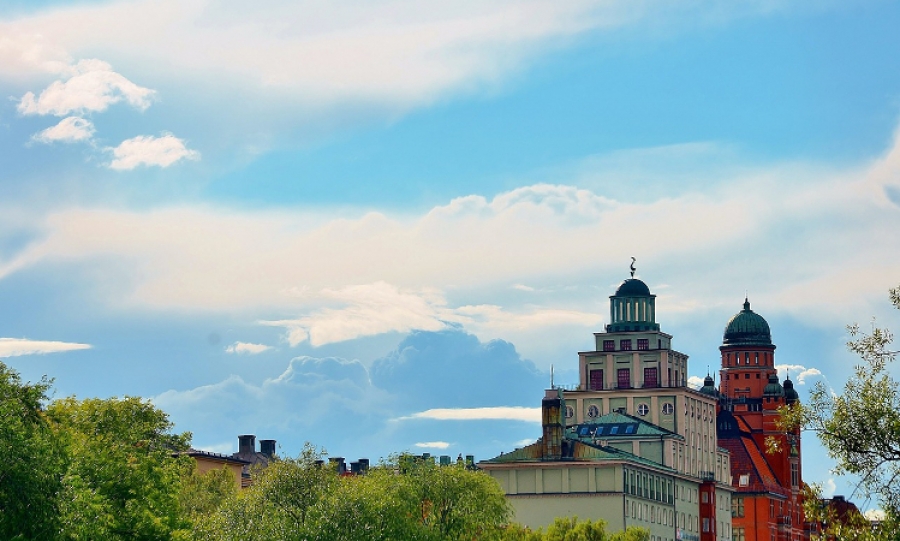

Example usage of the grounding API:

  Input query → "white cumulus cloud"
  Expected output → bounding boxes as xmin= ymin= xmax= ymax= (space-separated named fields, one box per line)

xmin=403 ymin=407 xmax=541 ymax=423
xmin=18 ymin=59 xmax=155 ymax=116
xmin=687 ymin=375 xmax=705 ymax=389
xmin=225 ymin=341 xmax=272 ymax=355
xmin=414 ymin=441 xmax=451 ymax=449
xmin=0 ymin=337 xmax=91 ymax=358
xmin=775 ymin=364 xmax=824 ymax=385
xmin=32 ymin=116 xmax=95 ymax=143
xmin=262 ymin=281 xmax=599 ymax=348
xmin=822 ymin=478 xmax=837 ymax=498
xmin=108 ymin=134 xmax=200 ymax=170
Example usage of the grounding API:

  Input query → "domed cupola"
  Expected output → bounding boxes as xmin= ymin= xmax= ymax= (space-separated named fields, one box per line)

xmin=699 ymin=374 xmax=718 ymax=397
xmin=606 ymin=260 xmax=660 ymax=333
xmin=763 ymin=373 xmax=784 ymax=397
xmin=722 ymin=298 xmax=774 ymax=348
xmin=783 ymin=377 xmax=799 ymax=404
xmin=614 ymin=279 xmax=652 ymax=297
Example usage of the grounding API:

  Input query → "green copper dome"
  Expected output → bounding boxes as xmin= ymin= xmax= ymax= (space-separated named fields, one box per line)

xmin=763 ymin=373 xmax=784 ymax=396
xmin=722 ymin=299 xmax=773 ymax=347
xmin=699 ymin=374 xmax=717 ymax=397
xmin=614 ymin=278 xmax=651 ymax=297
xmin=784 ymin=378 xmax=799 ymax=404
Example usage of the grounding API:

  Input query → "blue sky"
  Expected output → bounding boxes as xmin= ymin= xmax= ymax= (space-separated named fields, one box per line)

xmin=2 ymin=0 xmax=900 ymax=510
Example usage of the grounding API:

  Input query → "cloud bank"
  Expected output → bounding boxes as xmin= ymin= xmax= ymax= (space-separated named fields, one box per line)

xmin=0 ymin=337 xmax=91 ymax=358
xmin=154 ymin=329 xmax=545 ymax=459
xmin=1 ymin=125 xmax=898 ymax=355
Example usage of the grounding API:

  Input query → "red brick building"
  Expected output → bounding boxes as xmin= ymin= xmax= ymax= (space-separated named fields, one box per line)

xmin=700 ymin=299 xmax=808 ymax=541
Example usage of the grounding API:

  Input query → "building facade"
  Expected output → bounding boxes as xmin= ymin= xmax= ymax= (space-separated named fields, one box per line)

xmin=480 ymin=274 xmax=734 ymax=541
xmin=702 ymin=300 xmax=809 ymax=541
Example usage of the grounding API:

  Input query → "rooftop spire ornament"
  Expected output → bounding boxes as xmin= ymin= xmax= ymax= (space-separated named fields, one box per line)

xmin=630 ymin=257 xmax=636 ymax=278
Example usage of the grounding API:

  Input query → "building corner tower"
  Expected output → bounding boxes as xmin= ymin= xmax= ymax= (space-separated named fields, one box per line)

xmin=712 ymin=299 xmax=807 ymax=541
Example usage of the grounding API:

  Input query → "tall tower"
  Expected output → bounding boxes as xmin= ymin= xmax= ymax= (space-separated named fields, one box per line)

xmin=713 ymin=299 xmax=806 ymax=541
xmin=569 ymin=272 xmax=714 ymax=464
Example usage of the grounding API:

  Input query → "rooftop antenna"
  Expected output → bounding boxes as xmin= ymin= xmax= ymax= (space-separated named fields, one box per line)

xmin=630 ymin=257 xmax=636 ymax=278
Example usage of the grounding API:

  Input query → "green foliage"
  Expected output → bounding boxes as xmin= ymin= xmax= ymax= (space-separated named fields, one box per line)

xmin=308 ymin=465 xmax=426 ymax=541
xmin=49 ymin=395 xmax=193 ymax=540
xmin=198 ymin=450 xmax=511 ymax=541
xmin=0 ymin=362 xmax=66 ymax=540
xmin=801 ymin=484 xmax=896 ymax=541
xmin=782 ymin=285 xmax=900 ymax=539
xmin=179 ymin=466 xmax=239 ymax=523
xmin=194 ymin=443 xmax=337 ymax=540
xmin=400 ymin=456 xmax=511 ymax=540
xmin=498 ymin=517 xmax=649 ymax=541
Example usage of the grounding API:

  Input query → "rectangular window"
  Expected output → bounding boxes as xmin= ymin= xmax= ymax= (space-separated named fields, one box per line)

xmin=739 ymin=474 xmax=749 ymax=487
xmin=703 ymin=518 xmax=710 ymax=532
xmin=791 ymin=463 xmax=799 ymax=487
xmin=617 ymin=368 xmax=631 ymax=389
xmin=589 ymin=369 xmax=604 ymax=391
xmin=643 ymin=367 xmax=658 ymax=388
xmin=620 ymin=339 xmax=632 ymax=351
xmin=733 ymin=527 xmax=745 ymax=541
xmin=732 ymin=496 xmax=745 ymax=517
xmin=637 ymin=338 xmax=649 ymax=350
xmin=603 ymin=339 xmax=615 ymax=351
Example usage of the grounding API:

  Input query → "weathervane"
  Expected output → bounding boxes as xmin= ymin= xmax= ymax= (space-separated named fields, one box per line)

xmin=630 ymin=257 xmax=636 ymax=278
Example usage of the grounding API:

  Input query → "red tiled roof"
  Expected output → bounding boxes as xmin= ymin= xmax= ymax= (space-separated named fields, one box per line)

xmin=718 ymin=434 xmax=786 ymax=496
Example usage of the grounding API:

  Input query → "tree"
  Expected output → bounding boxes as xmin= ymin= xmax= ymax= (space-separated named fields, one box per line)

xmin=194 ymin=443 xmax=337 ymax=541
xmin=197 ymin=450 xmax=513 ymax=541
xmin=0 ymin=362 xmax=66 ymax=540
xmin=783 ymin=285 xmax=900 ymax=539
xmin=498 ymin=517 xmax=649 ymax=541
xmin=49 ymin=396 xmax=193 ymax=540
xmin=400 ymin=457 xmax=511 ymax=540
xmin=178 ymin=465 xmax=239 ymax=527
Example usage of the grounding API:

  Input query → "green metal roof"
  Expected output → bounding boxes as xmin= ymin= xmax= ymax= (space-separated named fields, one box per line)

xmin=722 ymin=298 xmax=773 ymax=347
xmin=568 ymin=411 xmax=680 ymax=440
xmin=613 ymin=278 xmax=652 ymax=297
xmin=481 ymin=438 xmax=676 ymax=472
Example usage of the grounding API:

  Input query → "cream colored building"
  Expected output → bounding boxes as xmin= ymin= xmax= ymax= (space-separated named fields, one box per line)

xmin=480 ymin=274 xmax=733 ymax=541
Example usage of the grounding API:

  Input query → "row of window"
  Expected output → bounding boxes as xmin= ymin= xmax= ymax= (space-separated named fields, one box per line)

xmin=724 ymin=372 xmax=764 ymax=380
xmin=576 ymin=401 xmax=676 ymax=419
xmin=588 ymin=367 xmax=665 ymax=390
xmin=603 ymin=338 xmax=652 ymax=351
xmin=725 ymin=351 xmax=771 ymax=366
xmin=623 ymin=469 xmax=674 ymax=503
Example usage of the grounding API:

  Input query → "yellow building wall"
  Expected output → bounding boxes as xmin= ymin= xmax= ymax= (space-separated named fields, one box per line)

xmin=193 ymin=456 xmax=244 ymax=490
xmin=508 ymin=493 xmax=627 ymax=531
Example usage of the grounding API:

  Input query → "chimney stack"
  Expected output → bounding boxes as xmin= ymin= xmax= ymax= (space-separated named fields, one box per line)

xmin=329 ymin=457 xmax=346 ymax=474
xmin=260 ymin=439 xmax=276 ymax=458
xmin=238 ymin=434 xmax=256 ymax=456
xmin=542 ymin=388 xmax=564 ymax=460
